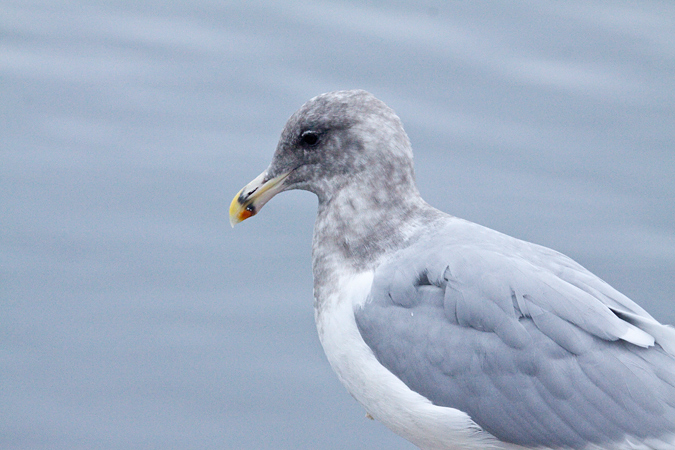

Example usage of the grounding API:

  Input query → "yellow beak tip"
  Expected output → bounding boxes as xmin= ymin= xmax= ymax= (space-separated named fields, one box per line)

xmin=229 ymin=190 xmax=246 ymax=227
xmin=229 ymin=170 xmax=288 ymax=229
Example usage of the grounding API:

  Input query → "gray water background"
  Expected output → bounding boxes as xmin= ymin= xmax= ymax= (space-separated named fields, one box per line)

xmin=2 ymin=1 xmax=674 ymax=449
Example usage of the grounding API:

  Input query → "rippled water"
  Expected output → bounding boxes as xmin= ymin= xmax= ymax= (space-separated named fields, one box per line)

xmin=2 ymin=1 xmax=674 ymax=449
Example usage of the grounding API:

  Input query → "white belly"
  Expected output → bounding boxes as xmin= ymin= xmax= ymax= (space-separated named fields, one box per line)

xmin=314 ymin=271 xmax=513 ymax=450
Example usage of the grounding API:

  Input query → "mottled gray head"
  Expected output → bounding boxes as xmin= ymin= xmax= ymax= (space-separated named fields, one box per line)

xmin=230 ymin=90 xmax=418 ymax=225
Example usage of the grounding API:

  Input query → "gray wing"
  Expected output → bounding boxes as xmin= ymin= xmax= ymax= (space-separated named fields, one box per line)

xmin=355 ymin=224 xmax=675 ymax=449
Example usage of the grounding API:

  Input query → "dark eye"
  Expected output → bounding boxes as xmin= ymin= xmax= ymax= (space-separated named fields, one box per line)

xmin=300 ymin=130 xmax=320 ymax=147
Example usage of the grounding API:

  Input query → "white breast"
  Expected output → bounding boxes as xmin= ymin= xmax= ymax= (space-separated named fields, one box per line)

xmin=314 ymin=270 xmax=515 ymax=450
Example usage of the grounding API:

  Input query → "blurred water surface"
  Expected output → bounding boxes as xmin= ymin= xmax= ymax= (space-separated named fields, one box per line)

xmin=2 ymin=1 xmax=674 ymax=449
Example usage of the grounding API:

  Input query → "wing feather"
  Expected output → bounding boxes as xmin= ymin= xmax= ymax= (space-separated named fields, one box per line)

xmin=354 ymin=223 xmax=675 ymax=448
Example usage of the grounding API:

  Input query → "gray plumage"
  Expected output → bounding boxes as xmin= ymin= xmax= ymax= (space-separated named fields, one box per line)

xmin=233 ymin=89 xmax=675 ymax=449
xmin=354 ymin=217 xmax=675 ymax=448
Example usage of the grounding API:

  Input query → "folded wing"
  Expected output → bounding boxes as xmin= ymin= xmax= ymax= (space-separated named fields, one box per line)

xmin=355 ymin=222 xmax=675 ymax=448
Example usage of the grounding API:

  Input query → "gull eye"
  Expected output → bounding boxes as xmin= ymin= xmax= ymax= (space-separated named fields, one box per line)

xmin=300 ymin=130 xmax=320 ymax=147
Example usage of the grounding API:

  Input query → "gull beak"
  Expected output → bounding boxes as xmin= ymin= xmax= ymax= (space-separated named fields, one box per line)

xmin=229 ymin=170 xmax=291 ymax=227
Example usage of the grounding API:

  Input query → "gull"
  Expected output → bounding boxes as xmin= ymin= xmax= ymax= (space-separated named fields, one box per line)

xmin=229 ymin=90 xmax=675 ymax=450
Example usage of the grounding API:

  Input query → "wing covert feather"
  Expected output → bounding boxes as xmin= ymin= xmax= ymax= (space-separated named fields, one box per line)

xmin=354 ymin=224 xmax=675 ymax=448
